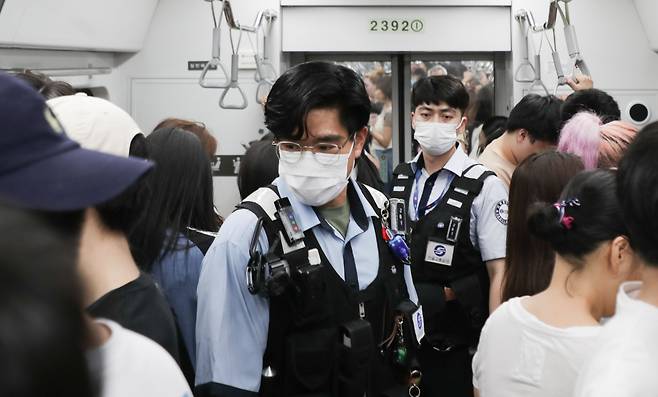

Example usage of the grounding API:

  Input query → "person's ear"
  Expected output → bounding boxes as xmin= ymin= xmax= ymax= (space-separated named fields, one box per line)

xmin=353 ymin=127 xmax=368 ymax=159
xmin=457 ymin=116 xmax=468 ymax=133
xmin=411 ymin=112 xmax=417 ymax=130
xmin=609 ymin=236 xmax=635 ymax=279
xmin=516 ymin=129 xmax=528 ymax=144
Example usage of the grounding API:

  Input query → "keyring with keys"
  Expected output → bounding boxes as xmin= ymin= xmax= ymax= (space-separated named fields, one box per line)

xmin=408 ymin=369 xmax=422 ymax=397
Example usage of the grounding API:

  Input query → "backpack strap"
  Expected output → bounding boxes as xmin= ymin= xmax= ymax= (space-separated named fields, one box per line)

xmin=357 ymin=182 xmax=389 ymax=219
xmin=391 ymin=162 xmax=415 ymax=201
xmin=235 ymin=184 xmax=280 ymax=245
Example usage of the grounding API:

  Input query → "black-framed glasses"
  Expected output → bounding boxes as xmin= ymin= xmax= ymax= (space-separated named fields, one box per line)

xmin=273 ymin=136 xmax=352 ymax=165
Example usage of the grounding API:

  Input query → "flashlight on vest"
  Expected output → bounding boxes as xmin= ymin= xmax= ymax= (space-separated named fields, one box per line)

xmin=383 ymin=228 xmax=411 ymax=264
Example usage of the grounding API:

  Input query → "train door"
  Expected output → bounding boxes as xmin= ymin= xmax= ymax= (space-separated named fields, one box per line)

xmin=291 ymin=52 xmax=508 ymax=187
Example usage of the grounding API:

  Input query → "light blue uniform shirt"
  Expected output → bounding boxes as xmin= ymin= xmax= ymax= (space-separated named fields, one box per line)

xmin=195 ymin=177 xmax=417 ymax=392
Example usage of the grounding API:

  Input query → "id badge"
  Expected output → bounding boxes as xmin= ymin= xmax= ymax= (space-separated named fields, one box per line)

xmin=424 ymin=239 xmax=455 ymax=266
xmin=412 ymin=306 xmax=425 ymax=344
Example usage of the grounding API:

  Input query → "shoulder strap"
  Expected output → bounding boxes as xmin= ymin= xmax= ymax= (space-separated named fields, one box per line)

xmin=452 ymin=163 xmax=496 ymax=197
xmin=391 ymin=162 xmax=415 ymax=201
xmin=235 ymin=184 xmax=280 ymax=244
xmin=357 ymin=182 xmax=388 ymax=218
xmin=237 ymin=185 xmax=280 ymax=219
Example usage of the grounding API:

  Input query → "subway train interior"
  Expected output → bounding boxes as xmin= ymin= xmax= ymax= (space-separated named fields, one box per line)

xmin=1 ymin=0 xmax=658 ymax=396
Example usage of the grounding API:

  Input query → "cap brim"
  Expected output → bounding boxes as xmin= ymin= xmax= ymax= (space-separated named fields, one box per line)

xmin=0 ymin=146 xmax=153 ymax=211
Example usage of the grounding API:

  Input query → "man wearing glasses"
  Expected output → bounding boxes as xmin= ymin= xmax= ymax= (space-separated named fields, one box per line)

xmin=195 ymin=61 xmax=420 ymax=397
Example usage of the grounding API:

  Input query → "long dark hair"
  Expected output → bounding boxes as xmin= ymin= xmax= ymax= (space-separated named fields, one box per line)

xmin=528 ymin=169 xmax=626 ymax=264
xmin=501 ymin=151 xmax=584 ymax=301
xmin=132 ymin=127 xmax=220 ymax=270
xmin=0 ymin=203 xmax=98 ymax=397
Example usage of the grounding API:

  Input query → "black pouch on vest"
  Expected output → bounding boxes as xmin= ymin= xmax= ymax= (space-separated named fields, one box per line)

xmin=336 ymin=319 xmax=374 ymax=397
xmin=285 ymin=328 xmax=337 ymax=393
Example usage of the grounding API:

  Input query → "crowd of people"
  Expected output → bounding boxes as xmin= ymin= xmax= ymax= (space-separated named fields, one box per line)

xmin=0 ymin=61 xmax=656 ymax=397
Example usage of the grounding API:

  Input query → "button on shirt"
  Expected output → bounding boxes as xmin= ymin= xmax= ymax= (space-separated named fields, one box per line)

xmin=195 ymin=177 xmax=418 ymax=393
xmin=407 ymin=148 xmax=508 ymax=262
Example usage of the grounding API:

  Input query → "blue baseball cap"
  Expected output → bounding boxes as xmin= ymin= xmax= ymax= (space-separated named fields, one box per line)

xmin=0 ymin=73 xmax=153 ymax=211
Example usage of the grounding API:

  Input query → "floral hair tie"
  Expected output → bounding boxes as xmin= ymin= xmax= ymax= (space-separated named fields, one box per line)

xmin=553 ymin=198 xmax=580 ymax=230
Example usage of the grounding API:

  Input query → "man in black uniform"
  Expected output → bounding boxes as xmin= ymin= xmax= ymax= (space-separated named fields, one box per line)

xmin=390 ymin=76 xmax=508 ymax=396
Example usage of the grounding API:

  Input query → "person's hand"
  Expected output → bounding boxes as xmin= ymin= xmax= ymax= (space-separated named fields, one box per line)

xmin=566 ymin=74 xmax=593 ymax=91
xmin=444 ymin=287 xmax=457 ymax=301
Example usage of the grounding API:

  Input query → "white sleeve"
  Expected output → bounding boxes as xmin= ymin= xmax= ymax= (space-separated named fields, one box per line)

xmin=471 ymin=175 xmax=508 ymax=262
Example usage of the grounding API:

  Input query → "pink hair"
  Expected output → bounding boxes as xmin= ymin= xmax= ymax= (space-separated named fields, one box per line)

xmin=598 ymin=121 xmax=637 ymax=168
xmin=558 ymin=112 xmax=602 ymax=170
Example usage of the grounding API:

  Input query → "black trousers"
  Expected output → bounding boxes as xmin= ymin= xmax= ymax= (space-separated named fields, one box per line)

xmin=418 ymin=344 xmax=474 ymax=397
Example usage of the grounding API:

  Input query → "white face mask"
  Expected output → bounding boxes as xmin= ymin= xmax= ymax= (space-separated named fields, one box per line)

xmin=278 ymin=142 xmax=354 ymax=207
xmin=414 ymin=121 xmax=460 ymax=156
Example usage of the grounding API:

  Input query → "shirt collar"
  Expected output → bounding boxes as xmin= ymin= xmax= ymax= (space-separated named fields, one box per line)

xmin=274 ymin=176 xmax=375 ymax=233
xmin=618 ymin=281 xmax=643 ymax=307
xmin=410 ymin=144 xmax=468 ymax=177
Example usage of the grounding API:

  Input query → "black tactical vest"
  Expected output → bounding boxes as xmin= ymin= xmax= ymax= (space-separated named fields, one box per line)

xmin=238 ymin=182 xmax=411 ymax=397
xmin=391 ymin=160 xmax=495 ymax=347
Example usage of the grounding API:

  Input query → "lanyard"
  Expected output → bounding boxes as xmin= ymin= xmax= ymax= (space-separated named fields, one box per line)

xmin=412 ymin=168 xmax=455 ymax=220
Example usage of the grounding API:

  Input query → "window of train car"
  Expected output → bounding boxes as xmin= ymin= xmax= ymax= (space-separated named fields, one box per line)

xmin=334 ymin=61 xmax=395 ymax=187
xmin=410 ymin=59 xmax=495 ymax=157
xmin=297 ymin=57 xmax=495 ymax=185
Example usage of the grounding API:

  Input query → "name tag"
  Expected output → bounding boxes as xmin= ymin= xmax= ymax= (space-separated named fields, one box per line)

xmin=398 ymin=174 xmax=409 ymax=179
xmin=393 ymin=186 xmax=405 ymax=192
xmin=447 ymin=198 xmax=462 ymax=208
xmin=412 ymin=306 xmax=425 ymax=344
xmin=424 ymin=240 xmax=454 ymax=266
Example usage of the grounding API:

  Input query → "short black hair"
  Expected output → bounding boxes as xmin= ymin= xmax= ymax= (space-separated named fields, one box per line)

xmin=529 ymin=169 xmax=626 ymax=266
xmin=617 ymin=121 xmax=658 ymax=266
xmin=562 ymin=89 xmax=620 ymax=125
xmin=411 ymin=75 xmax=470 ymax=114
xmin=238 ymin=133 xmax=279 ymax=199
xmin=482 ymin=116 xmax=508 ymax=142
xmin=506 ymin=94 xmax=562 ymax=144
xmin=264 ymin=61 xmax=370 ymax=141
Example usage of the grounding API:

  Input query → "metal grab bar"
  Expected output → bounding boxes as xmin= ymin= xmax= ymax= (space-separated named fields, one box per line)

xmin=529 ymin=54 xmax=550 ymax=96
xmin=199 ymin=59 xmax=230 ymax=89
xmin=255 ymin=79 xmax=274 ymax=106
xmin=201 ymin=0 xmax=278 ymax=109
xmin=564 ymin=24 xmax=591 ymax=76
xmin=551 ymin=50 xmax=568 ymax=95
xmin=199 ymin=26 xmax=230 ymax=88
xmin=514 ymin=23 xmax=536 ymax=83
xmin=254 ymin=55 xmax=277 ymax=83
xmin=219 ymin=54 xmax=248 ymax=110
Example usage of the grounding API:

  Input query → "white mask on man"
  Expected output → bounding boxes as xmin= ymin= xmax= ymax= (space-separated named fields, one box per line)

xmin=414 ymin=121 xmax=461 ymax=156
xmin=278 ymin=142 xmax=354 ymax=207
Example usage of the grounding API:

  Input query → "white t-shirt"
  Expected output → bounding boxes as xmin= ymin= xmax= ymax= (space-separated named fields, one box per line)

xmin=573 ymin=282 xmax=658 ymax=397
xmin=472 ymin=297 xmax=600 ymax=397
xmin=87 ymin=319 xmax=192 ymax=397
